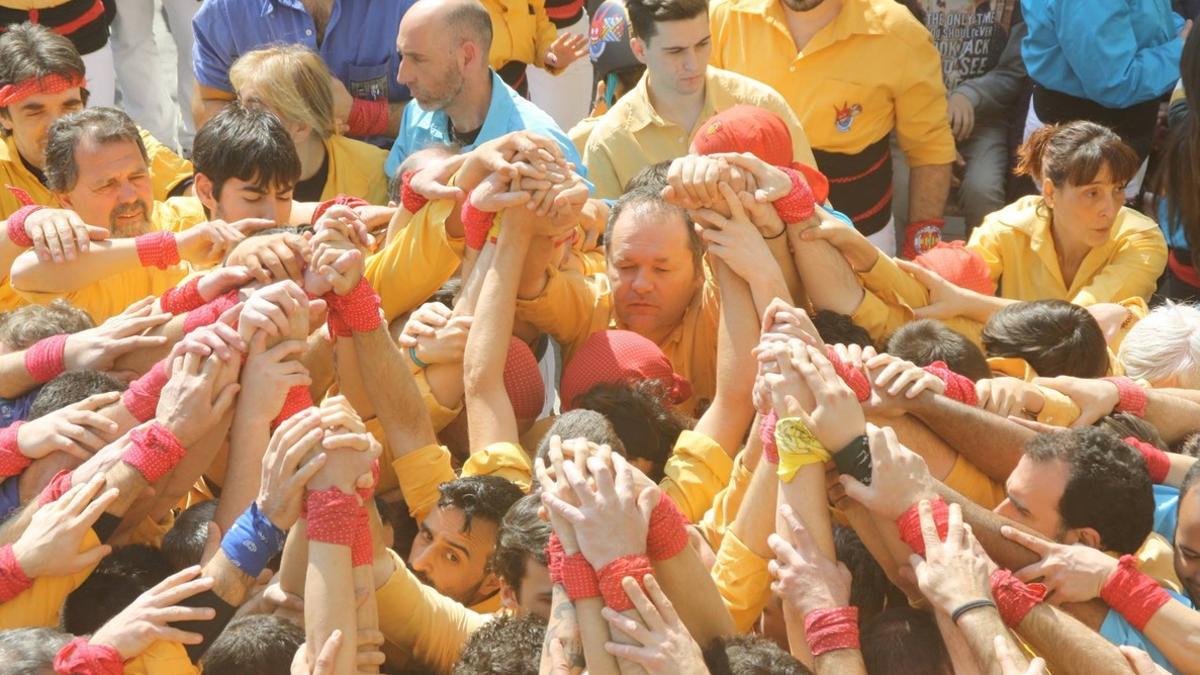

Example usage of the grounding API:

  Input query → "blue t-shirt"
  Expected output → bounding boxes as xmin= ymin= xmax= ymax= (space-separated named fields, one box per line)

xmin=1101 ymin=588 xmax=1192 ymax=673
xmin=385 ymin=71 xmax=584 ymax=179
xmin=1154 ymin=483 xmax=1181 ymax=544
xmin=192 ymin=0 xmax=414 ymax=105
xmin=1021 ymin=0 xmax=1184 ymax=108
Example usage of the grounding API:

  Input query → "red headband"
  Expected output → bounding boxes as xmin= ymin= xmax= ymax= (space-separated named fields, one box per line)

xmin=0 ymin=73 xmax=85 ymax=107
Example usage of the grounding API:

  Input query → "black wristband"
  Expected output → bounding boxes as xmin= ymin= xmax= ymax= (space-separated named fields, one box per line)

xmin=177 ymin=589 xmax=238 ymax=661
xmin=950 ymin=598 xmax=997 ymax=624
xmin=833 ymin=434 xmax=872 ymax=485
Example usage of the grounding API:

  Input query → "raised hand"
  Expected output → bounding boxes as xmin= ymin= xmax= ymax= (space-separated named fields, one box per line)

xmin=239 ymin=333 xmax=312 ymax=421
xmin=63 ymin=311 xmax=172 ymax=372
xmin=20 ymin=207 xmax=107 ymax=263
xmin=16 ymin=391 xmax=121 ymax=460
xmin=865 ymin=353 xmax=945 ymax=400
xmin=12 ymin=474 xmax=118 ymax=577
xmin=176 ymin=219 xmax=247 ymax=265
xmin=1001 ymin=525 xmax=1117 ymax=604
xmin=975 ymin=377 xmax=1037 ymax=419
xmin=545 ymin=32 xmax=588 ymax=72
xmin=238 ymin=280 xmax=311 ymax=342
xmin=225 ymin=232 xmax=311 ymax=285
xmin=314 ymin=204 xmax=373 ymax=250
xmin=767 ymin=504 xmax=852 ymax=616
xmin=691 ymin=183 xmax=775 ymax=283
xmin=839 ymin=424 xmax=936 ymax=520
xmin=601 ymin=575 xmax=709 ymax=675
xmin=778 ymin=340 xmax=865 ymax=452
xmin=258 ymin=409 xmax=328 ymax=530
xmin=909 ymin=501 xmax=995 ymax=615
xmin=89 ymin=565 xmax=217 ymax=659
xmin=1032 ymin=376 xmax=1120 ymax=428
xmin=894 ymin=259 xmax=978 ymax=321
xmin=156 ymin=350 xmax=242 ymax=447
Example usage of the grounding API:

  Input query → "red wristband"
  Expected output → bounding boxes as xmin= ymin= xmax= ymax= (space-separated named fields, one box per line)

xmin=1100 ymin=555 xmax=1171 ymax=631
xmin=24 ymin=333 xmax=68 ymax=383
xmin=400 ymin=171 xmax=429 ymax=214
xmin=326 ymin=279 xmax=382 ymax=333
xmin=824 ymin=346 xmax=871 ymax=402
xmin=1124 ymin=437 xmax=1170 ymax=484
xmin=461 ymin=198 xmax=495 ymax=251
xmin=311 ymin=194 xmax=370 ymax=226
xmin=6 ymin=204 xmax=41 ymax=248
xmin=804 ymin=606 xmax=860 ymax=656
xmin=134 ymin=231 xmax=180 ymax=269
xmin=37 ymin=469 xmax=73 ymax=506
xmin=646 ymin=493 xmax=689 ymax=561
xmin=773 ymin=166 xmax=822 ymax=224
xmin=272 ymin=385 xmax=315 ymax=430
xmin=561 ymin=552 xmax=601 ymax=601
xmin=924 ymin=361 xmax=978 ymax=407
xmin=123 ymin=422 xmax=187 ymax=483
xmin=306 ymin=488 xmax=361 ymax=547
xmin=350 ymin=504 xmax=372 ymax=566
xmin=160 ymin=276 xmax=205 ymax=314
xmin=990 ymin=568 xmax=1047 ymax=628
xmin=546 ymin=534 xmax=565 ymax=583
xmin=902 ymin=219 xmax=945 ymax=260
xmin=597 ymin=554 xmax=652 ymax=612
xmin=1103 ymin=377 xmax=1147 ymax=418
xmin=759 ymin=410 xmax=780 ymax=465
xmin=122 ymin=360 xmax=170 ymax=423
xmin=182 ymin=289 xmax=241 ymax=334
xmin=347 ymin=97 xmax=389 ymax=138
xmin=52 ymin=637 xmax=124 ymax=675
xmin=0 ymin=543 xmax=32 ymax=602
xmin=0 ymin=422 xmax=30 ymax=478
xmin=895 ymin=497 xmax=948 ymax=557
xmin=326 ymin=307 xmax=352 ymax=339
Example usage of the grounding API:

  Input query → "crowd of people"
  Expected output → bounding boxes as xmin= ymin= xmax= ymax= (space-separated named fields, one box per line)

xmin=0 ymin=0 xmax=1198 ymax=673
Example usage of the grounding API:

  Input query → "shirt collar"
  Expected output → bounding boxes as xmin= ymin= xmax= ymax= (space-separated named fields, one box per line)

xmin=261 ymin=0 xmax=305 ymax=17
xmin=474 ymin=71 xmax=518 ymax=146
xmin=621 ymin=71 xmax=719 ymax=135
xmin=728 ymin=0 xmax=889 ymax=47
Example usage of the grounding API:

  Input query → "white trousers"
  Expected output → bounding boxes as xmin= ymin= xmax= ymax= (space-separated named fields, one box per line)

xmin=81 ymin=43 xmax=115 ymax=108
xmin=527 ymin=12 xmax=593 ymax=132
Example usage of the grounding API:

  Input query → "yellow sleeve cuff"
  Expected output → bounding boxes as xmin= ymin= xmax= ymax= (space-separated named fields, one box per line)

xmin=391 ymin=444 xmax=458 ymax=522
xmin=462 ymin=442 xmax=533 ymax=492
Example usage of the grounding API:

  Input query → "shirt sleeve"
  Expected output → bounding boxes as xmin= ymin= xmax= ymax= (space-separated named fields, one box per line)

xmin=581 ymin=137 xmax=624 ymax=200
xmin=462 ymin=442 xmax=533 ymax=492
xmin=377 ymin=549 xmax=488 ymax=674
xmin=660 ymin=430 xmax=735 ymax=525
xmin=892 ymin=31 xmax=957 ymax=167
xmin=391 ymin=444 xmax=458 ymax=523
xmin=123 ymin=641 xmax=201 ymax=675
xmin=515 ymin=267 xmax=609 ymax=354
xmin=190 ymin=3 xmax=237 ymax=93
xmin=1053 ymin=3 xmax=1184 ymax=109
xmin=365 ymin=199 xmax=464 ymax=324
xmin=1069 ymin=227 xmax=1168 ymax=306
xmin=711 ymin=529 xmax=772 ymax=633
xmin=965 ymin=219 xmax=1008 ymax=283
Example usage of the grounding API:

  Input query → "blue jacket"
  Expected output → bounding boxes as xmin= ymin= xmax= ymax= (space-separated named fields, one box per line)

xmin=1021 ymin=0 xmax=1185 ymax=108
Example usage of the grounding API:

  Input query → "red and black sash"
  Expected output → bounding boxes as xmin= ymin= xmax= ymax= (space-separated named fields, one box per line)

xmin=813 ymin=135 xmax=893 ymax=236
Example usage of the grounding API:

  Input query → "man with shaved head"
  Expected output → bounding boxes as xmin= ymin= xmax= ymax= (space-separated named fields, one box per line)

xmin=384 ymin=0 xmax=583 ymax=177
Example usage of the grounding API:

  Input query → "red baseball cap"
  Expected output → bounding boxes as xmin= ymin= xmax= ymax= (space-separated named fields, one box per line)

xmin=690 ymin=104 xmax=794 ymax=166
xmin=559 ymin=330 xmax=692 ymax=411
xmin=913 ymin=241 xmax=996 ymax=297
xmin=504 ymin=337 xmax=545 ymax=422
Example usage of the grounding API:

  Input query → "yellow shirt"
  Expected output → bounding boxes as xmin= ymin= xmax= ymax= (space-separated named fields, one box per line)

xmin=515 ymin=267 xmax=721 ymax=418
xmin=0 ymin=528 xmax=100 ymax=629
xmin=11 ymin=198 xmax=208 ymax=323
xmin=568 ymin=116 xmax=600 ymax=158
xmin=712 ymin=529 xmax=771 ymax=633
xmin=365 ymin=198 xmax=465 ymax=324
xmin=482 ymin=0 xmax=559 ymax=70
xmin=322 ymin=135 xmax=389 ymax=206
xmin=698 ymin=450 xmax=755 ymax=550
xmin=967 ymin=196 xmax=1167 ymax=307
xmin=124 ymin=640 xmax=200 ymax=675
xmin=661 ymin=429 xmax=734 ymax=525
xmin=851 ymin=251 xmax=986 ymax=346
xmin=709 ymin=0 xmax=954 ymax=166
xmin=943 ymin=453 xmax=1006 ymax=510
xmin=582 ymin=67 xmax=818 ymax=199
xmin=390 ymin=442 xmax=532 ymax=524
xmin=0 ymin=128 xmax=193 ymax=221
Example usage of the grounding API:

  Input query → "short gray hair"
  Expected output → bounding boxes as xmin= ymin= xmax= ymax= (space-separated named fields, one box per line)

xmin=44 ymin=107 xmax=147 ymax=192
xmin=605 ymin=185 xmax=703 ymax=275
xmin=1119 ymin=302 xmax=1200 ymax=388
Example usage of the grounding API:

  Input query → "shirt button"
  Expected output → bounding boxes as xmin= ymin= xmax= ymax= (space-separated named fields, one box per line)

xmin=789 ymin=65 xmax=797 ymax=72
xmin=305 ymin=28 xmax=313 ymax=36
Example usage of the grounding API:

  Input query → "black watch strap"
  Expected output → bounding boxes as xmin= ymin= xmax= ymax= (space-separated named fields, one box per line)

xmin=833 ymin=434 xmax=872 ymax=485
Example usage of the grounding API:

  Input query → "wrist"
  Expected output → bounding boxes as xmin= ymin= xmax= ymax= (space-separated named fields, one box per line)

xmin=135 ymin=231 xmax=181 ymax=269
xmin=9 ymin=540 xmax=38 ymax=579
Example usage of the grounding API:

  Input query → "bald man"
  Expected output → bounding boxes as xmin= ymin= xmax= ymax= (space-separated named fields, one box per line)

xmin=384 ymin=0 xmax=583 ymax=177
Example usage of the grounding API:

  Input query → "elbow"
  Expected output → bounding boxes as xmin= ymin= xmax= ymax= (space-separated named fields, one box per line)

xmin=8 ymin=252 xmax=59 ymax=293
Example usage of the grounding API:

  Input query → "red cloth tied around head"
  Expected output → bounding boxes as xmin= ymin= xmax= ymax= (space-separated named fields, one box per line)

xmin=823 ymin=346 xmax=871 ymax=402
xmin=24 ymin=333 xmax=68 ymax=384
xmin=272 ymin=385 xmax=315 ymax=429
xmin=160 ymin=276 xmax=205 ymax=315
xmin=347 ymin=97 xmax=388 ymax=138
xmin=504 ymin=337 xmax=545 ymax=422
xmin=52 ymin=636 xmax=123 ymax=675
xmin=1103 ymin=377 xmax=1148 ymax=418
xmin=311 ymin=194 xmax=370 ymax=226
xmin=0 ymin=422 xmax=29 ymax=479
xmin=923 ymin=361 xmax=978 ymax=406
xmin=37 ymin=469 xmax=73 ymax=506
xmin=990 ymin=568 xmax=1047 ymax=628
xmin=559 ymin=330 xmax=691 ymax=411
xmin=1100 ymin=554 xmax=1171 ymax=631
xmin=690 ymin=104 xmax=795 ymax=166
xmin=1124 ymin=437 xmax=1170 ymax=484
xmin=306 ymin=488 xmax=361 ymax=547
xmin=134 ymin=231 xmax=180 ymax=269
xmin=914 ymin=241 xmax=995 ymax=296
xmin=6 ymin=204 xmax=42 ymax=247
xmin=461 ymin=198 xmax=496 ymax=251
xmin=647 ymin=492 xmax=689 ymax=559
xmin=123 ymin=422 xmax=187 ymax=483
xmin=325 ymin=279 xmax=382 ymax=333
xmin=0 ymin=72 xmax=85 ymax=107
xmin=122 ymin=360 xmax=169 ymax=423
xmin=400 ymin=171 xmax=429 ymax=214
xmin=0 ymin=543 xmax=32 ymax=602
xmin=597 ymin=554 xmax=652 ymax=612
xmin=803 ymin=606 xmax=860 ymax=656
xmin=759 ymin=410 xmax=780 ymax=465
xmin=895 ymin=497 xmax=949 ymax=557
xmin=182 ymin=289 xmax=241 ymax=335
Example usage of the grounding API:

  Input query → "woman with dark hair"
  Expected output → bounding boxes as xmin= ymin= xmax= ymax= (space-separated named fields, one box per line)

xmin=1154 ymin=28 xmax=1200 ymax=300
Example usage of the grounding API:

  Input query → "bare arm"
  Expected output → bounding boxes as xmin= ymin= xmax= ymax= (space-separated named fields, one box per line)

xmin=693 ymin=259 xmax=758 ymax=458
xmin=908 ymin=164 xmax=952 ymax=223
xmin=789 ymin=209 xmax=866 ymax=316
xmin=905 ymin=391 xmax=1034 ymax=483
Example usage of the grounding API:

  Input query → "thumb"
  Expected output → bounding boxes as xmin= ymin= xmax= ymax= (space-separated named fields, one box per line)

xmin=86 ymin=225 xmax=110 ymax=240
xmin=210 ymin=382 xmax=242 ymax=419
xmin=637 ymin=485 xmax=660 ymax=523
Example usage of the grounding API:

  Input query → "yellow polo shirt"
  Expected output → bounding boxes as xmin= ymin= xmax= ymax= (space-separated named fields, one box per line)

xmin=365 ymin=198 xmax=465 ymax=324
xmin=322 ymin=135 xmax=389 ymax=206
xmin=482 ymin=0 xmax=559 ymax=70
xmin=0 ymin=128 xmax=193 ymax=221
xmin=851 ymin=251 xmax=986 ymax=347
xmin=709 ymin=0 xmax=954 ymax=166
xmin=582 ymin=67 xmax=819 ymax=199
xmin=967 ymin=196 xmax=1168 ymax=307
xmin=11 ymin=198 xmax=207 ymax=323
xmin=515 ymin=267 xmax=721 ymax=418
xmin=0 ymin=528 xmax=100 ymax=629
xmin=125 ymin=640 xmax=200 ymax=675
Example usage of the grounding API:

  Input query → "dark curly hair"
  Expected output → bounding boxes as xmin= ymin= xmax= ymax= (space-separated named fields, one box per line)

xmin=703 ymin=634 xmax=812 ymax=675
xmin=453 ymin=614 xmax=547 ymax=675
xmin=490 ymin=494 xmax=549 ymax=594
xmin=573 ymin=380 xmax=692 ymax=481
xmin=437 ymin=475 xmax=525 ymax=534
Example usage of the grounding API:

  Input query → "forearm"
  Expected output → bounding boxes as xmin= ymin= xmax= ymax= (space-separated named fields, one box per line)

xmin=766 ymin=232 xmax=805 ymax=307
xmin=1142 ymin=601 xmax=1200 ymax=673
xmin=907 ymin=164 xmax=952 ymax=222
xmin=954 ymin=607 xmax=1012 ymax=675
xmin=778 ymin=464 xmax=836 ymax=560
xmin=729 ymin=453 xmax=779 ymax=559
xmin=651 ymin=543 xmax=737 ymax=644
xmin=212 ymin=411 xmax=270 ymax=532
xmin=278 ymin=522 xmax=309 ymax=599
xmin=0 ymin=353 xmax=39 ymax=398
xmin=790 ymin=226 xmax=865 ymax=316
xmin=306 ymin=540 xmax=358 ymax=674
xmin=9 ymin=241 xmax=143 ymax=294
xmin=908 ymin=393 xmax=1033 ymax=482
xmin=1145 ymin=391 xmax=1200 ymax=445
xmin=576 ymin=596 xmax=620 ymax=675
xmin=351 ymin=327 xmax=438 ymax=457
xmin=516 ymin=236 xmax=561 ymax=300
xmin=933 ymin=610 xmax=985 ymax=675
xmin=1016 ymin=602 xmax=1135 ymax=675
xmin=814 ymin=648 xmax=867 ymax=675
xmin=696 ymin=261 xmax=757 ymax=455
xmin=386 ymin=102 xmax=405 ymax=137
xmin=334 ymin=333 xmax=375 ymax=421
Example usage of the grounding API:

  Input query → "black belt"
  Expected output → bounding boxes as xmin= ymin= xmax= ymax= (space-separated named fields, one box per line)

xmin=813 ymin=135 xmax=894 ymax=236
xmin=1032 ymin=85 xmax=1161 ymax=160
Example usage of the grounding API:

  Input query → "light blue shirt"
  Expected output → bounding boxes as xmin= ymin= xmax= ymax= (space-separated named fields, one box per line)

xmin=1154 ymin=484 xmax=1181 ymax=544
xmin=1021 ymin=0 xmax=1184 ymax=109
xmin=385 ymin=71 xmax=584 ymax=178
xmin=1101 ymin=588 xmax=1192 ymax=673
